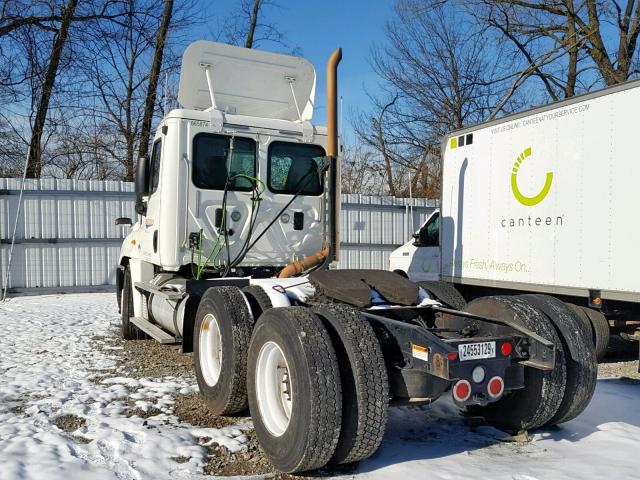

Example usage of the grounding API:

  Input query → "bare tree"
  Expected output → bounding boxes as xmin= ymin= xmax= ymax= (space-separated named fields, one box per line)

xmin=215 ymin=0 xmax=294 ymax=51
xmin=0 ymin=118 xmax=26 ymax=177
xmin=476 ymin=1 xmax=640 ymax=89
xmin=25 ymin=0 xmax=78 ymax=178
xmin=340 ymin=144 xmax=387 ymax=195
xmin=0 ymin=0 xmax=195 ymax=181
xmin=0 ymin=0 xmax=133 ymax=38
xmin=244 ymin=0 xmax=261 ymax=48
xmin=84 ymin=0 xmax=158 ymax=180
xmin=137 ymin=0 xmax=173 ymax=162
xmin=354 ymin=0 xmax=506 ymax=198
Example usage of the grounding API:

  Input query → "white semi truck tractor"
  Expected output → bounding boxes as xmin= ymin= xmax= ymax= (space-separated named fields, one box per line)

xmin=115 ymin=41 xmax=596 ymax=473
xmin=389 ymin=79 xmax=640 ymax=364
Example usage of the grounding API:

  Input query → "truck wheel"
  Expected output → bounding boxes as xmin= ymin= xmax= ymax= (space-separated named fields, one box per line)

xmin=242 ymin=285 xmax=273 ymax=320
xmin=313 ymin=304 xmax=389 ymax=465
xmin=121 ymin=267 xmax=149 ymax=340
xmin=247 ymin=307 xmax=342 ymax=473
xmin=518 ymin=295 xmax=597 ymax=426
xmin=466 ymin=296 xmax=566 ymax=431
xmin=417 ymin=281 xmax=467 ymax=310
xmin=194 ymin=286 xmax=253 ymax=415
xmin=581 ymin=307 xmax=610 ymax=361
xmin=567 ymin=304 xmax=609 ymax=361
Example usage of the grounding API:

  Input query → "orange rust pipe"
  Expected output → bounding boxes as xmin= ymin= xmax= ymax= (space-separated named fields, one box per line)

xmin=326 ymin=47 xmax=342 ymax=158
xmin=277 ymin=248 xmax=329 ymax=278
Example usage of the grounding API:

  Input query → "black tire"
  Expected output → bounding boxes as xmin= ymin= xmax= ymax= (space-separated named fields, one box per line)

xmin=581 ymin=307 xmax=610 ymax=361
xmin=313 ymin=304 xmax=389 ymax=465
xmin=417 ymin=281 xmax=467 ymax=310
xmin=466 ymin=296 xmax=566 ymax=431
xmin=247 ymin=307 xmax=342 ymax=473
xmin=518 ymin=295 xmax=597 ymax=426
xmin=242 ymin=285 xmax=273 ymax=320
xmin=121 ymin=267 xmax=149 ymax=340
xmin=194 ymin=286 xmax=253 ymax=415
xmin=566 ymin=303 xmax=595 ymax=340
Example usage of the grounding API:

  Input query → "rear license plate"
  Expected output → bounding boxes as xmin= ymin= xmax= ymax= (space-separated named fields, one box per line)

xmin=458 ymin=341 xmax=496 ymax=361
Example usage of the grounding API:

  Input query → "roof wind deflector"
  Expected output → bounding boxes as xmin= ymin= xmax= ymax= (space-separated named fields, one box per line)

xmin=178 ymin=41 xmax=316 ymax=121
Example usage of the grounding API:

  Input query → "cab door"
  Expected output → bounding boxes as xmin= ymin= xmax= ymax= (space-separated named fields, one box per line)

xmin=139 ymin=138 xmax=163 ymax=265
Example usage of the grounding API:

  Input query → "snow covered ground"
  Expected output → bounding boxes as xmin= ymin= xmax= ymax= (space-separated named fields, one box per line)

xmin=1 ymin=293 xmax=639 ymax=480
xmin=0 ymin=294 xmax=249 ymax=480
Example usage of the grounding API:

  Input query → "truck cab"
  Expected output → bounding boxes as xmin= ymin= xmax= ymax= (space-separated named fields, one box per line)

xmin=118 ymin=41 xmax=337 ymax=320
xmin=389 ymin=209 xmax=441 ymax=281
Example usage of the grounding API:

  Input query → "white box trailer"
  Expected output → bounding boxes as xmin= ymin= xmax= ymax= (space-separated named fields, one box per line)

xmin=389 ymin=79 xmax=640 ymax=360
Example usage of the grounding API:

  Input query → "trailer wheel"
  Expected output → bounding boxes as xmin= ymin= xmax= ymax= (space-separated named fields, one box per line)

xmin=581 ymin=307 xmax=610 ymax=361
xmin=565 ymin=303 xmax=595 ymax=342
xmin=518 ymin=295 xmax=597 ymax=426
xmin=313 ymin=304 xmax=389 ymax=465
xmin=242 ymin=285 xmax=273 ymax=320
xmin=194 ymin=286 xmax=253 ymax=415
xmin=567 ymin=304 xmax=609 ymax=362
xmin=247 ymin=307 xmax=342 ymax=473
xmin=121 ymin=267 xmax=149 ymax=340
xmin=466 ymin=296 xmax=566 ymax=431
xmin=417 ymin=281 xmax=467 ymax=310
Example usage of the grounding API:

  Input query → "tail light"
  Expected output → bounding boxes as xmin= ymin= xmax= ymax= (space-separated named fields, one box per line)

xmin=487 ymin=376 xmax=505 ymax=398
xmin=501 ymin=342 xmax=513 ymax=356
xmin=452 ymin=380 xmax=471 ymax=402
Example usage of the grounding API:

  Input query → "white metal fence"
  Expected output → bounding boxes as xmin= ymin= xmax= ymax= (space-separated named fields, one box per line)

xmin=0 ymin=178 xmax=437 ymax=293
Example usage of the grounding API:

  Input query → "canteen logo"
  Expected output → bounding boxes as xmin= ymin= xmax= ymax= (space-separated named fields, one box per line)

xmin=510 ymin=147 xmax=553 ymax=206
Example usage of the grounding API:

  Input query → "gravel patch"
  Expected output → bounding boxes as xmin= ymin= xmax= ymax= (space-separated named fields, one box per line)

xmin=598 ymin=335 xmax=639 ymax=379
xmin=598 ymin=354 xmax=639 ymax=380
xmin=92 ymin=330 xmax=194 ymax=379
xmin=53 ymin=414 xmax=86 ymax=433
xmin=173 ymin=393 xmax=239 ymax=429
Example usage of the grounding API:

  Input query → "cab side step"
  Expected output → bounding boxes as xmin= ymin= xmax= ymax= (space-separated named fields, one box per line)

xmin=135 ymin=281 xmax=185 ymax=300
xmin=130 ymin=317 xmax=180 ymax=344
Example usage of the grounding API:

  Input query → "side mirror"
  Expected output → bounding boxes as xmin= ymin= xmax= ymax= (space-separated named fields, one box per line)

xmin=115 ymin=217 xmax=132 ymax=226
xmin=413 ymin=228 xmax=429 ymax=246
xmin=135 ymin=155 xmax=150 ymax=215
xmin=135 ymin=154 xmax=150 ymax=197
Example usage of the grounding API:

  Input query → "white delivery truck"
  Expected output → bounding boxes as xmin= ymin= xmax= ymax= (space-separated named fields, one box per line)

xmin=389 ymin=79 xmax=640 ymax=361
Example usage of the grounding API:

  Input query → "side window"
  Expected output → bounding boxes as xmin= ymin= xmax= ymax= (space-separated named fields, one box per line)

xmin=418 ymin=212 xmax=439 ymax=246
xmin=268 ymin=142 xmax=325 ymax=195
xmin=150 ymin=139 xmax=162 ymax=194
xmin=192 ymin=134 xmax=256 ymax=190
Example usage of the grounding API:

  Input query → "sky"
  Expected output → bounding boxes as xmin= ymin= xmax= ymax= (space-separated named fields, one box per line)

xmin=190 ymin=0 xmax=393 ymax=143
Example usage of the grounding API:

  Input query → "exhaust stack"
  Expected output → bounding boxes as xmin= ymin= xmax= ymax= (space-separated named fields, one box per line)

xmin=326 ymin=48 xmax=342 ymax=264
xmin=326 ymin=48 xmax=342 ymax=157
